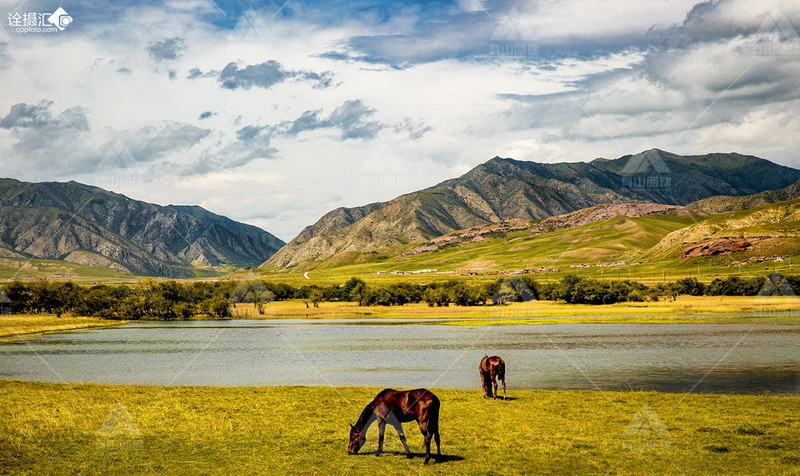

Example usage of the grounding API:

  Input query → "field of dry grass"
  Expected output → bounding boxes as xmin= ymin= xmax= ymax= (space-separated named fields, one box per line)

xmin=1 ymin=381 xmax=797 ymax=474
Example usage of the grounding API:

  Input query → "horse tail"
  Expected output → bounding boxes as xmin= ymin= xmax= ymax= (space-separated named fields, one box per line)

xmin=497 ymin=359 xmax=506 ymax=381
xmin=428 ymin=394 xmax=441 ymax=434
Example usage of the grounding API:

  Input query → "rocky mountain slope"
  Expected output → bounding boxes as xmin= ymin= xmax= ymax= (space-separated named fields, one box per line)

xmin=263 ymin=150 xmax=800 ymax=268
xmin=687 ymin=179 xmax=800 ymax=214
xmin=0 ymin=179 xmax=284 ymax=277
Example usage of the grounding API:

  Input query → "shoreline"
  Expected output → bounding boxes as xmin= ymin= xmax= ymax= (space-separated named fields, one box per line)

xmin=0 ymin=314 xmax=129 ymax=339
xmin=1 ymin=303 xmax=799 ymax=341
xmin=1 ymin=379 xmax=797 ymax=397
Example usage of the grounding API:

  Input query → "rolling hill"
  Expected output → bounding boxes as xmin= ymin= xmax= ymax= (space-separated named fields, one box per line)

xmin=0 ymin=178 xmax=284 ymax=278
xmin=263 ymin=150 xmax=800 ymax=269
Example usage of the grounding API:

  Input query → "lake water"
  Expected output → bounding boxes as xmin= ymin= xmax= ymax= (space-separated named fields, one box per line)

xmin=0 ymin=320 xmax=797 ymax=395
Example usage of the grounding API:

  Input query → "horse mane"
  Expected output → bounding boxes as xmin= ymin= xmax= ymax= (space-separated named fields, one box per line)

xmin=353 ymin=402 xmax=374 ymax=435
xmin=354 ymin=389 xmax=392 ymax=434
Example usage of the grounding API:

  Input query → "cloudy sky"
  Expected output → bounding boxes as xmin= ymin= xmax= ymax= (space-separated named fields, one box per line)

xmin=1 ymin=0 xmax=799 ymax=241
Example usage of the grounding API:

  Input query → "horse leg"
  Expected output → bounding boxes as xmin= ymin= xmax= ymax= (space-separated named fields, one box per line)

xmin=491 ymin=374 xmax=498 ymax=399
xmin=502 ymin=378 xmax=507 ymax=400
xmin=376 ymin=419 xmax=386 ymax=456
xmin=423 ymin=433 xmax=432 ymax=464
xmin=391 ymin=421 xmax=411 ymax=456
xmin=434 ymin=431 xmax=441 ymax=456
xmin=418 ymin=421 xmax=433 ymax=464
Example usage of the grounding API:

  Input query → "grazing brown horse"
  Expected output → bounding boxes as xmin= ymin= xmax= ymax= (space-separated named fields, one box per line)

xmin=479 ymin=355 xmax=507 ymax=399
xmin=348 ymin=388 xmax=441 ymax=464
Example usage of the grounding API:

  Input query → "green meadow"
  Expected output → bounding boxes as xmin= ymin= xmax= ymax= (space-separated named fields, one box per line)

xmin=252 ymin=206 xmax=800 ymax=286
xmin=0 ymin=381 xmax=797 ymax=475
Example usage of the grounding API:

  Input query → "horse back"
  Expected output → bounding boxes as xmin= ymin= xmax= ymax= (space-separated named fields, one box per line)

xmin=371 ymin=388 xmax=438 ymax=422
xmin=480 ymin=356 xmax=506 ymax=379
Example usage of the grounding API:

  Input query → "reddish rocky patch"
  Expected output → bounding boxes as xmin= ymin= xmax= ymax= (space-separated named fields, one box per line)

xmin=680 ymin=237 xmax=768 ymax=260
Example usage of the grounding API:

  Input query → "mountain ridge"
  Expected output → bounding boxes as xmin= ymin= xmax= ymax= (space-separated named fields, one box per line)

xmin=0 ymin=178 xmax=285 ymax=277
xmin=263 ymin=149 xmax=800 ymax=268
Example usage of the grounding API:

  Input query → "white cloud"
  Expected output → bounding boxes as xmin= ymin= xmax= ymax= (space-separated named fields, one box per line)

xmin=0 ymin=0 xmax=799 ymax=241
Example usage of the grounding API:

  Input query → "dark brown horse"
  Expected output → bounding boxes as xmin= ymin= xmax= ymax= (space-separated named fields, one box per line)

xmin=348 ymin=388 xmax=441 ymax=464
xmin=479 ymin=355 xmax=507 ymax=399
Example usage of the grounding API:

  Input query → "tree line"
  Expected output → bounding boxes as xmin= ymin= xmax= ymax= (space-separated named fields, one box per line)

xmin=1 ymin=274 xmax=794 ymax=319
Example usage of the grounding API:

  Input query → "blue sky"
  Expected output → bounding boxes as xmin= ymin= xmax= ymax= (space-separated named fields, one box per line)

xmin=1 ymin=0 xmax=799 ymax=240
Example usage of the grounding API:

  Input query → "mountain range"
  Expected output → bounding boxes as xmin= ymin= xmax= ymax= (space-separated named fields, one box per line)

xmin=262 ymin=149 xmax=800 ymax=269
xmin=0 ymin=178 xmax=284 ymax=278
xmin=2 ymin=148 xmax=799 ymax=278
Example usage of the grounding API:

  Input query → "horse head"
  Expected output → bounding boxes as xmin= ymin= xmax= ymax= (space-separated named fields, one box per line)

xmin=347 ymin=423 xmax=367 ymax=455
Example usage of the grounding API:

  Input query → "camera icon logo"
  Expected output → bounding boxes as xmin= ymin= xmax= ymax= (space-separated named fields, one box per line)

xmin=47 ymin=7 xmax=73 ymax=30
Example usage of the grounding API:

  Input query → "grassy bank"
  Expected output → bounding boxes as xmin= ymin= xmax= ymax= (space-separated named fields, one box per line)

xmin=0 ymin=314 xmax=127 ymax=338
xmin=232 ymin=296 xmax=800 ymax=323
xmin=0 ymin=381 xmax=797 ymax=474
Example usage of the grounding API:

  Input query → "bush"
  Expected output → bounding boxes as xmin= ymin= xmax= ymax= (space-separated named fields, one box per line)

xmin=673 ymin=277 xmax=705 ymax=296
xmin=704 ymin=276 xmax=764 ymax=296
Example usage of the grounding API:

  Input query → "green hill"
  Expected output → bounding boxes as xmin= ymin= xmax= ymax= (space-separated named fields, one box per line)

xmin=258 ymin=196 xmax=800 ymax=284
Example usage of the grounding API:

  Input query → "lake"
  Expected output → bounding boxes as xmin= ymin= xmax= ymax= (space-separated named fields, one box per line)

xmin=0 ymin=320 xmax=797 ymax=395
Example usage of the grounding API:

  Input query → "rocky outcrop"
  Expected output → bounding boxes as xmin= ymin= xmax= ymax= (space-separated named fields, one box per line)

xmin=680 ymin=237 xmax=766 ymax=259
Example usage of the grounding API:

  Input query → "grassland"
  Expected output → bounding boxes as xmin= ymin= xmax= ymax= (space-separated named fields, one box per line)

xmin=0 ymin=257 xmax=135 ymax=283
xmin=0 ymin=314 xmax=127 ymax=338
xmin=250 ymin=207 xmax=800 ymax=286
xmin=0 ymin=380 xmax=797 ymax=474
xmin=232 ymin=296 xmax=800 ymax=324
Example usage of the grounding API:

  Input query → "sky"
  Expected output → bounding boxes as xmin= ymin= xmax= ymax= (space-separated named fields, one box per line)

xmin=0 ymin=0 xmax=799 ymax=241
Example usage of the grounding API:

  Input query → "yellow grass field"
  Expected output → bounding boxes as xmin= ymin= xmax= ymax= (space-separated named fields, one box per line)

xmin=0 ymin=381 xmax=798 ymax=475
xmin=0 ymin=314 xmax=127 ymax=338
xmin=229 ymin=296 xmax=800 ymax=324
